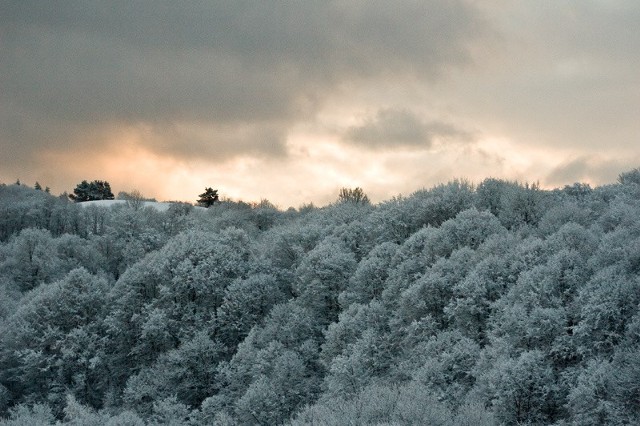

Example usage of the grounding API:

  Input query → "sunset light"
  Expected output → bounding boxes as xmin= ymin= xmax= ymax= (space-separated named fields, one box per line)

xmin=2 ymin=1 xmax=639 ymax=204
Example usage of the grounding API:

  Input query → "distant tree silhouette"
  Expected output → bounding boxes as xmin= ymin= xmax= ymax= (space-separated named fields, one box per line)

xmin=118 ymin=190 xmax=152 ymax=211
xmin=69 ymin=180 xmax=115 ymax=202
xmin=197 ymin=187 xmax=219 ymax=207
xmin=338 ymin=187 xmax=370 ymax=205
xmin=34 ymin=182 xmax=42 ymax=191
xmin=618 ymin=167 xmax=640 ymax=185
xmin=125 ymin=190 xmax=146 ymax=211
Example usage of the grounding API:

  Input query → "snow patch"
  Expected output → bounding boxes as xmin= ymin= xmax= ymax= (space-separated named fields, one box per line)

xmin=77 ymin=200 xmax=204 ymax=212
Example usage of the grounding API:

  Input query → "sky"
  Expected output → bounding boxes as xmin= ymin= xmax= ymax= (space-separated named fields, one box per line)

xmin=1 ymin=1 xmax=639 ymax=207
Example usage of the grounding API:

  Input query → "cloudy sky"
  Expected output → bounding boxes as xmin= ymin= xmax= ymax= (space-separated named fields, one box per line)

xmin=2 ymin=1 xmax=639 ymax=207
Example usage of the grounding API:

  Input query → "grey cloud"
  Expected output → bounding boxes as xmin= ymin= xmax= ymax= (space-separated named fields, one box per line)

xmin=147 ymin=123 xmax=288 ymax=161
xmin=0 ymin=0 xmax=488 ymax=163
xmin=464 ymin=2 xmax=640 ymax=153
xmin=546 ymin=158 xmax=593 ymax=185
xmin=545 ymin=157 xmax=640 ymax=187
xmin=528 ymin=2 xmax=640 ymax=65
xmin=1 ymin=1 xmax=486 ymax=72
xmin=344 ymin=109 xmax=473 ymax=149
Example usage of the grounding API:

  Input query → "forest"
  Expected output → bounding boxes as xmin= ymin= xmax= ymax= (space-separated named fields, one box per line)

xmin=1 ymin=170 xmax=639 ymax=425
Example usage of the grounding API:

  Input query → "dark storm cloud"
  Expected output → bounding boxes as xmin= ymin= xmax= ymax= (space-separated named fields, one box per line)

xmin=0 ymin=0 xmax=487 ymax=167
xmin=344 ymin=109 xmax=473 ymax=149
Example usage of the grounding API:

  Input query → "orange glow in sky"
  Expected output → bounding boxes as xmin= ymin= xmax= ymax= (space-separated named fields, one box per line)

xmin=2 ymin=2 xmax=639 ymax=206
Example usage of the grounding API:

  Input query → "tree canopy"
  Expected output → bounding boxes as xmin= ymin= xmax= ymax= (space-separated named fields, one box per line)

xmin=2 ymin=170 xmax=640 ymax=424
xmin=69 ymin=180 xmax=114 ymax=203
xmin=197 ymin=188 xmax=219 ymax=208
xmin=338 ymin=187 xmax=370 ymax=205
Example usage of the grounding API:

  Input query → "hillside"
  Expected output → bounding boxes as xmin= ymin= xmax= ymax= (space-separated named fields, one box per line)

xmin=77 ymin=200 xmax=174 ymax=212
xmin=1 ymin=173 xmax=640 ymax=425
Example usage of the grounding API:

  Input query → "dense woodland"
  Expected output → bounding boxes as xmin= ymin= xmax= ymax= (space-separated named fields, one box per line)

xmin=1 ymin=171 xmax=640 ymax=425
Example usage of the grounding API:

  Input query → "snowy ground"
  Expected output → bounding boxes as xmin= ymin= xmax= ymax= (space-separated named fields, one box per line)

xmin=78 ymin=200 xmax=204 ymax=212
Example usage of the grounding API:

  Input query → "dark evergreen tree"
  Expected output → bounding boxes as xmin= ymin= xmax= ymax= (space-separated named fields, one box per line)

xmin=70 ymin=180 xmax=90 ymax=202
xmin=197 ymin=187 xmax=219 ymax=207
xmin=69 ymin=180 xmax=115 ymax=202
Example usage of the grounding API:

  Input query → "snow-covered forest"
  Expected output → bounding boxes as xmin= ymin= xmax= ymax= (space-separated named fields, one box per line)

xmin=1 ymin=171 xmax=640 ymax=425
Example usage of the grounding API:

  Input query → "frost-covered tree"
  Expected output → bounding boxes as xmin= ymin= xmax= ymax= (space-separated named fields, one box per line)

xmin=473 ymin=350 xmax=559 ymax=424
xmin=0 ymin=269 xmax=109 ymax=414
xmin=104 ymin=228 xmax=251 ymax=390
xmin=0 ymin=228 xmax=62 ymax=291
xmin=122 ymin=331 xmax=225 ymax=416
xmin=341 ymin=242 xmax=397 ymax=305
xmin=2 ymin=169 xmax=640 ymax=424
xmin=294 ymin=237 xmax=357 ymax=326
xmin=617 ymin=167 xmax=640 ymax=185
xmin=216 ymin=273 xmax=288 ymax=349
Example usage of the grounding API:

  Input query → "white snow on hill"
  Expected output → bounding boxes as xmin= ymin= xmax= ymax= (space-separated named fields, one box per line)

xmin=78 ymin=200 xmax=205 ymax=212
